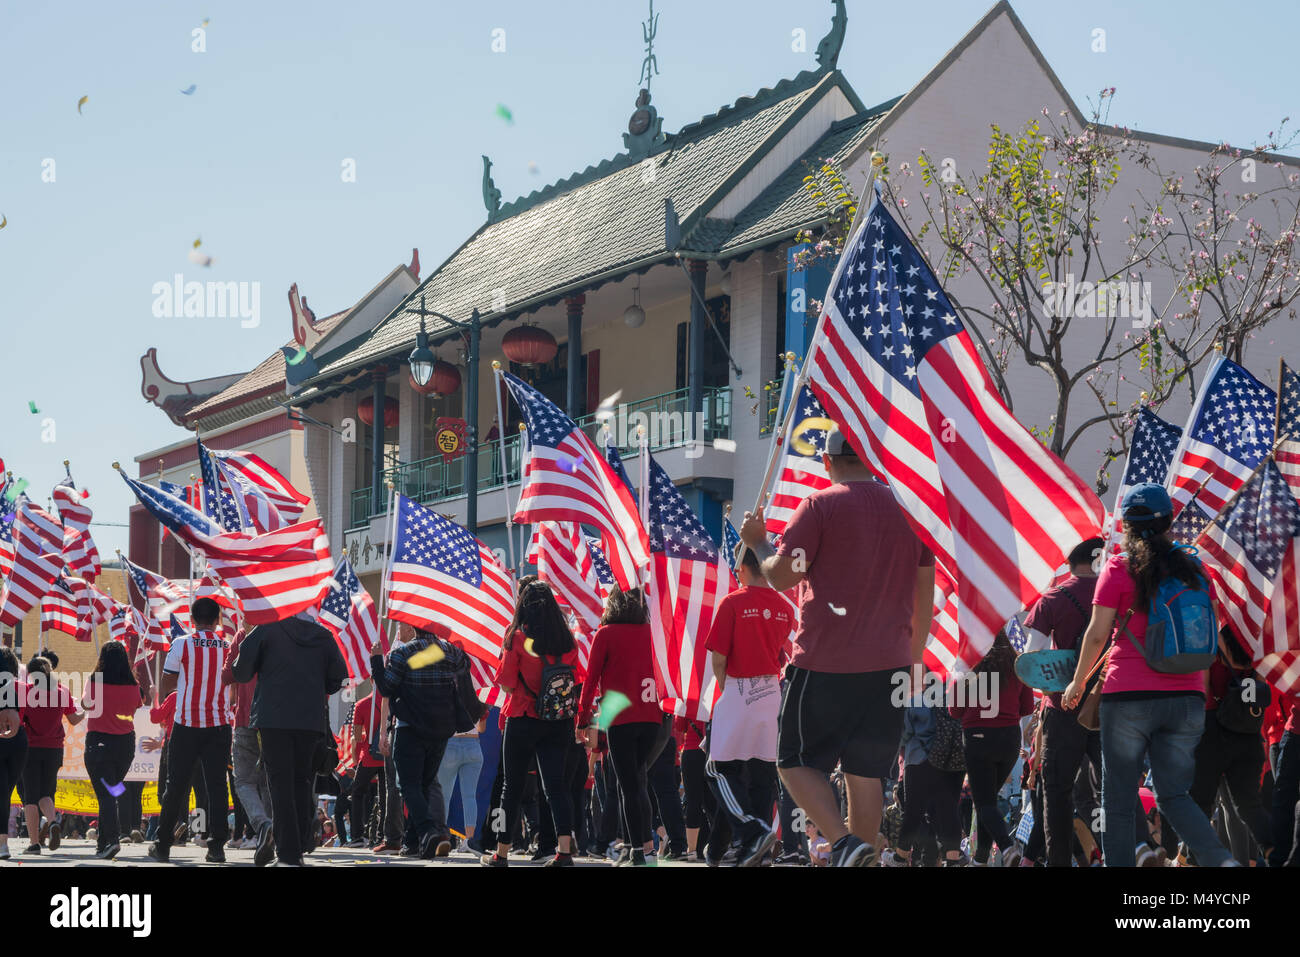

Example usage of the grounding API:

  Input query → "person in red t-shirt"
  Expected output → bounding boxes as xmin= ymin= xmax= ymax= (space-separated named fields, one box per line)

xmin=577 ymin=586 xmax=662 ymax=867
xmin=19 ymin=655 xmax=83 ymax=855
xmin=80 ymin=641 xmax=148 ymax=860
xmin=348 ymin=692 xmax=386 ymax=847
xmin=703 ymin=546 xmax=795 ymax=867
xmin=484 ymin=579 xmax=582 ymax=868
xmin=740 ymin=426 xmax=935 ymax=868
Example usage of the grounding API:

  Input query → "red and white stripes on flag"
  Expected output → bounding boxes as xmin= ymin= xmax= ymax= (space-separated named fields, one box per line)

xmin=765 ymin=386 xmax=834 ymax=538
xmin=211 ymin=449 xmax=310 ymax=526
xmin=318 ymin=557 xmax=382 ymax=682
xmin=1274 ymin=361 xmax=1300 ymax=498
xmin=0 ymin=500 xmax=66 ymax=627
xmin=41 ymin=578 xmax=87 ymax=638
xmin=649 ymin=548 xmax=732 ymax=720
xmin=527 ymin=521 xmax=605 ymax=668
xmin=203 ymin=520 xmax=334 ymax=625
xmin=469 ymin=654 xmax=508 ymax=709
xmin=384 ymin=494 xmax=514 ymax=666
xmin=923 ymin=564 xmax=962 ymax=680
xmin=803 ymin=198 xmax=1105 ymax=672
xmin=53 ymin=480 xmax=101 ymax=582
xmin=503 ymin=371 xmax=651 ymax=591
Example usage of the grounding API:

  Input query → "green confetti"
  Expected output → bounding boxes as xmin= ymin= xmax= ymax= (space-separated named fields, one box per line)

xmin=495 ymin=103 xmax=514 ymax=125
xmin=594 ymin=690 xmax=631 ymax=731
xmin=4 ymin=478 xmax=28 ymax=502
xmin=286 ymin=346 xmax=309 ymax=366
xmin=27 ymin=401 xmax=39 ymax=414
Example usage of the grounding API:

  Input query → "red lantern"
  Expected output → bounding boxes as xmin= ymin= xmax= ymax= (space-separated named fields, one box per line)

xmin=501 ymin=324 xmax=558 ymax=367
xmin=410 ymin=360 xmax=462 ymax=397
xmin=357 ymin=395 xmax=399 ymax=428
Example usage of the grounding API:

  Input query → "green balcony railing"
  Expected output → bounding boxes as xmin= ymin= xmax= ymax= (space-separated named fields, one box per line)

xmin=348 ymin=385 xmax=731 ymax=528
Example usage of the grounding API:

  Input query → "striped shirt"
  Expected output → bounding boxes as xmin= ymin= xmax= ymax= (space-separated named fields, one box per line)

xmin=164 ymin=630 xmax=232 ymax=728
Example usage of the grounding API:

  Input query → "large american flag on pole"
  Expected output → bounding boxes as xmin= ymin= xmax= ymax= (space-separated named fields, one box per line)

xmin=503 ymin=371 xmax=650 ymax=592
xmin=1108 ymin=408 xmax=1183 ymax=544
xmin=202 ymin=520 xmax=333 ymax=625
xmin=924 ymin=563 xmax=962 ymax=679
xmin=384 ymin=493 xmax=514 ymax=666
xmin=803 ymin=195 xmax=1105 ymax=669
xmin=197 ymin=439 xmax=244 ymax=532
xmin=527 ymin=521 xmax=610 ymax=642
xmin=613 ymin=447 xmax=733 ymax=720
xmin=209 ymin=448 xmax=310 ymax=526
xmin=765 ymin=385 xmax=834 ymax=537
xmin=318 ymin=556 xmax=383 ymax=681
xmin=41 ymin=575 xmax=90 ymax=639
xmin=1166 ymin=356 xmax=1275 ymax=519
xmin=0 ymin=508 xmax=15 ymax=584
xmin=1197 ymin=458 xmax=1300 ymax=693
xmin=1274 ymin=360 xmax=1300 ymax=498
xmin=0 ymin=499 xmax=66 ymax=627
xmin=53 ymin=477 xmax=101 ymax=582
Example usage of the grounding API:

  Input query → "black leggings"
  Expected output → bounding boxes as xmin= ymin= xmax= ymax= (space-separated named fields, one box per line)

xmin=0 ymin=729 xmax=29 ymax=831
xmin=500 ymin=716 xmax=574 ymax=844
xmin=607 ymin=721 xmax=660 ymax=846
xmin=898 ymin=759 xmax=964 ymax=854
xmin=963 ymin=726 xmax=1020 ymax=863
xmin=84 ymin=730 xmax=134 ymax=850
xmin=681 ymin=747 xmax=714 ymax=829
xmin=21 ymin=745 xmax=60 ymax=803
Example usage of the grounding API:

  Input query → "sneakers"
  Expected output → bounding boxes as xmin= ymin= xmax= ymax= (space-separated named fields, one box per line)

xmin=943 ymin=851 xmax=971 ymax=867
xmin=346 ymin=839 xmax=367 ymax=849
xmin=830 ymin=834 xmax=876 ymax=868
xmin=480 ymin=852 xmax=509 ymax=867
xmin=659 ymin=846 xmax=688 ymax=862
xmin=206 ymin=846 xmax=226 ymax=864
xmin=774 ymin=850 xmax=809 ymax=866
xmin=882 ymin=849 xmax=912 ymax=868
xmin=146 ymin=843 xmax=170 ymax=863
xmin=38 ymin=821 xmax=51 ymax=846
xmin=629 ymin=850 xmax=654 ymax=866
xmin=530 ymin=846 xmax=557 ymax=862
xmin=24 ymin=844 xmax=40 ymax=855
xmin=254 ymin=823 xmax=276 ymax=868
xmin=129 ymin=829 xmax=144 ymax=845
xmin=1000 ymin=847 xmax=1022 ymax=868
xmin=544 ymin=853 xmax=575 ymax=867
xmin=739 ymin=826 xmax=779 ymax=868
xmin=606 ymin=844 xmax=625 ymax=863
xmin=612 ymin=847 xmax=632 ymax=867
xmin=48 ymin=823 xmax=62 ymax=852
xmin=372 ymin=840 xmax=401 ymax=854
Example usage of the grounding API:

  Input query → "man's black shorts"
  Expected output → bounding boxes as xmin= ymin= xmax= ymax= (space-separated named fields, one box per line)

xmin=778 ymin=666 xmax=906 ymax=778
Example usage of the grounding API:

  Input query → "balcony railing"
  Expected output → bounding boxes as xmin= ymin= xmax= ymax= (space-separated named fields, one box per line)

xmin=348 ymin=385 xmax=731 ymax=527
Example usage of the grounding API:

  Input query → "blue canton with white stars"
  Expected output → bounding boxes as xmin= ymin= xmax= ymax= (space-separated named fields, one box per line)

xmin=1188 ymin=360 xmax=1275 ymax=468
xmin=321 ymin=558 xmax=362 ymax=622
xmin=789 ymin=386 xmax=830 ymax=461
xmin=1279 ymin=363 xmax=1300 ymax=440
xmin=723 ymin=520 xmax=742 ymax=572
xmin=1215 ymin=461 xmax=1300 ymax=580
xmin=646 ymin=458 xmax=717 ymax=560
xmin=503 ymin=372 xmax=578 ymax=449
xmin=125 ymin=474 xmax=223 ymax=539
xmin=585 ymin=536 xmax=616 ymax=587
xmin=1121 ymin=408 xmax=1183 ymax=487
xmin=392 ymin=495 xmax=482 ymax=587
xmin=829 ymin=201 xmax=963 ymax=396
xmin=198 ymin=442 xmax=242 ymax=532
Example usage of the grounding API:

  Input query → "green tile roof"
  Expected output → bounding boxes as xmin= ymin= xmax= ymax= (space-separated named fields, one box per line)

xmin=295 ymin=69 xmax=887 ymax=404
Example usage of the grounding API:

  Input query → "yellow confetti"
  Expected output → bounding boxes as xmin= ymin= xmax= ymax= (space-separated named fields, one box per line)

xmin=77 ymin=95 xmax=88 ymax=115
xmin=192 ymin=236 xmax=202 ymax=248
xmin=408 ymin=644 xmax=446 ymax=669
xmin=790 ymin=416 xmax=837 ymax=456
xmin=523 ymin=637 xmax=539 ymax=657
xmin=115 ymin=714 xmax=134 ymax=722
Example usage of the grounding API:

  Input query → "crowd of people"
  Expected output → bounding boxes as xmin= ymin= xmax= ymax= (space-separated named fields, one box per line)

xmin=2 ymin=429 xmax=1299 ymax=867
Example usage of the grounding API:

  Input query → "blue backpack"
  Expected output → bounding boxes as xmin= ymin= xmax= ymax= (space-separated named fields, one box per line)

xmin=1122 ymin=557 xmax=1218 ymax=674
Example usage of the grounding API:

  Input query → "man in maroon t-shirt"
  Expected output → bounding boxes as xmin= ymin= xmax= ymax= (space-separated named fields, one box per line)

xmin=741 ymin=427 xmax=934 ymax=868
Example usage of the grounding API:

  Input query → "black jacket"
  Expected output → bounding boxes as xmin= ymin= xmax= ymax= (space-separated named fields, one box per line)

xmin=232 ymin=615 xmax=347 ymax=732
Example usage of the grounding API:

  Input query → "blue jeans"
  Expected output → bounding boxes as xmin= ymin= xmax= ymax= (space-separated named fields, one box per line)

xmin=1100 ymin=695 xmax=1229 ymax=867
xmin=437 ymin=735 xmax=484 ymax=834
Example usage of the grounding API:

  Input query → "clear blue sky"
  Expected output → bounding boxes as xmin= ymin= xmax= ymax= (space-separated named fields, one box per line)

xmin=2 ymin=0 xmax=1296 ymax=558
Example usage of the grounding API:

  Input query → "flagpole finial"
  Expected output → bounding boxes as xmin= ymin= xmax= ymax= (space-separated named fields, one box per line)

xmin=62 ymin=459 xmax=69 ymax=468
xmin=785 ymin=351 xmax=797 ymax=362
xmin=724 ymin=504 xmax=732 ymax=516
xmin=870 ymin=151 xmax=885 ymax=168
xmin=189 ymin=474 xmax=197 ymax=482
xmin=111 ymin=461 xmax=121 ymax=471
xmin=518 ymin=422 xmax=526 ymax=432
xmin=491 ymin=360 xmax=501 ymax=371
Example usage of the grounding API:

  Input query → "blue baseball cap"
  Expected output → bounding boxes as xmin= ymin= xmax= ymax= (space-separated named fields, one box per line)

xmin=1120 ymin=482 xmax=1172 ymax=521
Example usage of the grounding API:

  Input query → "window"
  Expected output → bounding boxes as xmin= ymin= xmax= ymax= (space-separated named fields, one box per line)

xmin=675 ymin=294 xmax=732 ymax=390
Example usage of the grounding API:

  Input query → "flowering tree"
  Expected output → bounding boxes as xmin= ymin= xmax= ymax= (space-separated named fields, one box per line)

xmin=797 ymin=93 xmax=1300 ymax=492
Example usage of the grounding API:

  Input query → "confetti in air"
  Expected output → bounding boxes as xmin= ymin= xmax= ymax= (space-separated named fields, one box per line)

xmin=188 ymin=249 xmax=214 ymax=267
xmin=827 ymin=603 xmax=846 ymax=616
xmin=407 ymin=644 xmax=446 ymax=669
xmin=103 ymin=779 xmax=126 ymax=797
xmin=180 ymin=84 xmax=197 ymax=95
xmin=594 ymin=691 xmax=631 ymax=730
xmin=77 ymin=95 xmax=88 ymax=115
xmin=495 ymin=103 xmax=514 ymax=124
xmin=286 ymin=346 xmax=309 ymax=366
xmin=523 ymin=637 xmax=539 ymax=657
xmin=27 ymin=401 xmax=38 ymax=414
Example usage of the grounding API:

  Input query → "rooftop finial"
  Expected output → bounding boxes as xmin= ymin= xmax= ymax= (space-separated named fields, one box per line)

xmin=625 ymin=1 xmax=666 ymax=159
xmin=638 ymin=0 xmax=660 ymax=93
xmin=482 ymin=155 xmax=502 ymax=222
xmin=815 ymin=0 xmax=847 ymax=72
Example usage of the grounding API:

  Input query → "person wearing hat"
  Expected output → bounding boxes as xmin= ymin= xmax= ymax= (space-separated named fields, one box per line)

xmin=740 ymin=426 xmax=935 ymax=868
xmin=1062 ymin=482 xmax=1233 ymax=866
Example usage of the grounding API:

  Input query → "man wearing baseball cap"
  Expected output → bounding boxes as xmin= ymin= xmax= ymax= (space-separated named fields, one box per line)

xmin=740 ymin=426 xmax=935 ymax=867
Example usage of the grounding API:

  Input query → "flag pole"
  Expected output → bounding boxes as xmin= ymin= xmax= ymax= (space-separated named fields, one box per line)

xmin=748 ymin=350 xmax=799 ymax=533
xmin=749 ymin=152 xmax=886 ymax=518
xmin=517 ymin=422 xmax=529 ymax=575
xmin=489 ymin=363 xmax=518 ymax=574
xmin=375 ymin=480 xmax=397 ymax=634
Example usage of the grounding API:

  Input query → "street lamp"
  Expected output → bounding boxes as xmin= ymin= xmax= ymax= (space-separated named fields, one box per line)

xmin=408 ymin=295 xmax=483 ymax=535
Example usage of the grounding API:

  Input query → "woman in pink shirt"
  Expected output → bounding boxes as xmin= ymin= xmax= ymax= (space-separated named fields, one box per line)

xmin=1062 ymin=483 xmax=1231 ymax=867
xmin=81 ymin=642 xmax=148 ymax=860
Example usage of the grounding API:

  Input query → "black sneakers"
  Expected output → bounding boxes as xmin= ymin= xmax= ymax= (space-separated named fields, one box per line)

xmin=146 ymin=843 xmax=170 ymax=863
xmin=254 ymin=823 xmax=275 ymax=868
xmin=739 ymin=826 xmax=779 ymax=868
xmin=480 ymin=852 xmax=509 ymax=867
xmin=830 ymin=834 xmax=876 ymax=867
xmin=206 ymin=846 xmax=226 ymax=864
xmin=544 ymin=852 xmax=575 ymax=867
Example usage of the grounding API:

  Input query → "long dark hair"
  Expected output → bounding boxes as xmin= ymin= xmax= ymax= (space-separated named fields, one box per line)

xmin=1123 ymin=516 xmax=1203 ymax=609
xmin=0 ymin=646 xmax=17 ymax=679
xmin=93 ymin=641 xmax=140 ymax=687
xmin=975 ymin=630 xmax=1014 ymax=681
xmin=504 ymin=579 xmax=575 ymax=657
xmin=600 ymin=587 xmax=647 ymax=626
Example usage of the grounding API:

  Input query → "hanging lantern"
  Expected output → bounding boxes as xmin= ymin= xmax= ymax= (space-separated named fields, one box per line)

xmin=357 ymin=395 xmax=399 ymax=428
xmin=410 ymin=360 xmax=462 ymax=397
xmin=501 ymin=323 xmax=558 ymax=367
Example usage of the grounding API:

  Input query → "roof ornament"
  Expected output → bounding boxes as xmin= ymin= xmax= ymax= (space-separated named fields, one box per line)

xmin=482 ymin=155 xmax=502 ymax=222
xmin=814 ymin=0 xmax=847 ymax=72
xmin=624 ymin=0 xmax=665 ymax=160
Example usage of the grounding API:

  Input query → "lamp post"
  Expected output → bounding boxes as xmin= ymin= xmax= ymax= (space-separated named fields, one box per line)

xmin=408 ymin=296 xmax=483 ymax=535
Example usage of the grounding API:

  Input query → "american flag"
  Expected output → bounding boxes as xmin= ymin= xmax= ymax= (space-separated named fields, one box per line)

xmin=924 ymin=563 xmax=962 ymax=679
xmin=209 ymin=448 xmax=310 ymax=526
xmin=123 ymin=558 xmax=200 ymax=649
xmin=1166 ymin=356 xmax=1275 ymax=519
xmin=722 ymin=517 xmax=742 ymax=572
xmin=0 ymin=499 xmax=66 ymax=627
xmin=503 ymin=371 xmax=650 ymax=592
xmin=527 ymin=521 xmax=608 ymax=656
xmin=1275 ymin=360 xmax=1300 ymax=498
xmin=621 ymin=448 xmax=733 ymax=721
xmin=41 ymin=575 xmax=86 ymax=638
xmin=802 ymin=196 xmax=1105 ymax=671
xmin=216 ymin=458 xmax=287 ymax=533
xmin=52 ymin=477 xmax=101 ymax=581
xmin=203 ymin=520 xmax=334 ymax=625
xmin=384 ymin=493 xmax=514 ymax=665
xmin=1108 ymin=408 xmax=1183 ymax=544
xmin=318 ymin=556 xmax=383 ymax=681
xmin=1197 ymin=458 xmax=1300 ymax=692
xmin=197 ymin=439 xmax=244 ymax=532
xmin=468 ymin=654 xmax=508 ymax=709
xmin=0 ymin=507 xmax=15 ymax=584
xmin=765 ymin=385 xmax=834 ymax=537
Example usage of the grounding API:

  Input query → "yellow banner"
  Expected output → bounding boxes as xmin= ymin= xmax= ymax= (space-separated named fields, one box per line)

xmin=9 ymin=780 xmax=218 ymax=816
